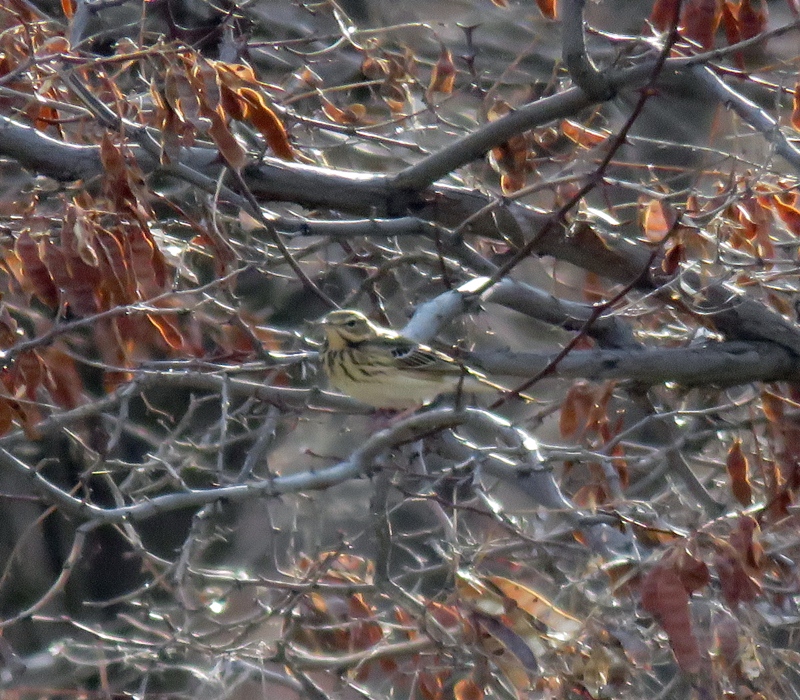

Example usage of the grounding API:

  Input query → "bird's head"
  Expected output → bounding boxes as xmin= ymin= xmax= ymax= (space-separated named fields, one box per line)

xmin=319 ymin=310 xmax=380 ymax=349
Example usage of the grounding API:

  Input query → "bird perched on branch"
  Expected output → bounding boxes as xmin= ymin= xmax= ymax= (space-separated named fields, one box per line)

xmin=318 ymin=309 xmax=512 ymax=409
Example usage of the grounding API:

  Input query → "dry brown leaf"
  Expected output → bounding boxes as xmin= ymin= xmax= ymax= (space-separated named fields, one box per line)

xmin=428 ymin=46 xmax=456 ymax=95
xmin=535 ymin=0 xmax=557 ymax=19
xmin=726 ymin=438 xmax=752 ymax=506
xmin=641 ymin=565 xmax=702 ymax=673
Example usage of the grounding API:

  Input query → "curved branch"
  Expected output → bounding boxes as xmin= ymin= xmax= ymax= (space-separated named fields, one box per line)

xmin=0 ymin=410 xmax=468 ymax=524
xmin=561 ymin=0 xmax=614 ymax=100
xmin=398 ymin=280 xmax=639 ymax=350
xmin=0 ymin=408 xmax=592 ymax=547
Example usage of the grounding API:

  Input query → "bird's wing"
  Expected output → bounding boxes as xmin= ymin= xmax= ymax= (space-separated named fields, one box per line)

xmin=390 ymin=341 xmax=478 ymax=376
xmin=385 ymin=338 xmax=523 ymax=397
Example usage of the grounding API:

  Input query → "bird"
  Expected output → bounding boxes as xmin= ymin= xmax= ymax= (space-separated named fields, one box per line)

xmin=318 ymin=309 xmax=510 ymax=409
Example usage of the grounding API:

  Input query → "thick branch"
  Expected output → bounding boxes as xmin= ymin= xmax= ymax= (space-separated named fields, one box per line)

xmin=472 ymin=340 xmax=798 ymax=385
xmin=399 ymin=281 xmax=639 ymax=350
xmin=0 ymin=116 xmax=101 ymax=181
xmin=482 ymin=278 xmax=640 ymax=349
xmin=560 ymin=0 xmax=614 ymax=100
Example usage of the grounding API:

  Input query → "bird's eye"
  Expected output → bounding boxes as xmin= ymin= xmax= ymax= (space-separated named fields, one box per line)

xmin=345 ymin=320 xmax=358 ymax=327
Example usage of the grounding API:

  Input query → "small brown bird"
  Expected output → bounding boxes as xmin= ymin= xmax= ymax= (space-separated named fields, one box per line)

xmin=318 ymin=309 xmax=507 ymax=409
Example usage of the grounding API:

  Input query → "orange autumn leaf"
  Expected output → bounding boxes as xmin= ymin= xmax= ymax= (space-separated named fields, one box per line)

xmin=535 ymin=0 xmax=557 ymax=19
xmin=486 ymin=99 xmax=512 ymax=122
xmin=771 ymin=194 xmax=800 ymax=235
xmin=736 ymin=0 xmax=768 ymax=40
xmin=14 ymin=231 xmax=59 ymax=308
xmin=767 ymin=291 xmax=792 ymax=316
xmin=726 ymin=438 xmax=752 ymax=506
xmin=96 ymin=229 xmax=135 ymax=303
xmin=203 ymin=59 xmax=294 ymax=163
xmin=16 ymin=349 xmax=43 ymax=401
xmin=216 ymin=61 xmax=259 ymax=84
xmin=40 ymin=346 xmax=84 ymax=409
xmin=729 ymin=514 xmax=763 ymax=569
xmin=720 ymin=2 xmax=744 ymax=69
xmin=360 ymin=55 xmax=388 ymax=80
xmin=761 ymin=390 xmax=784 ymax=423
xmin=642 ymin=199 xmax=675 ymax=242
xmin=650 ymin=0 xmax=682 ymax=30
xmin=500 ymin=171 xmax=526 ymax=194
xmin=485 ymin=574 xmax=582 ymax=638
xmin=454 ymin=678 xmax=484 ymax=700
xmin=322 ymin=97 xmax=347 ymax=124
xmin=486 ymin=100 xmax=530 ymax=192
xmin=126 ymin=227 xmax=166 ymax=299
xmin=428 ymin=46 xmax=456 ymax=95
xmin=611 ymin=442 xmax=629 ymax=488
xmin=348 ymin=594 xmax=383 ymax=652
xmin=321 ymin=97 xmax=367 ymax=125
xmin=661 ymin=241 xmax=684 ymax=274
xmin=582 ymin=267 xmax=608 ymax=303
xmin=70 ymin=207 xmax=100 ymax=268
xmin=208 ymin=107 xmax=246 ymax=171
xmin=792 ymin=82 xmax=800 ymax=131
xmin=11 ymin=399 xmax=42 ymax=441
xmin=560 ymin=382 xmax=593 ymax=438
xmin=380 ymin=81 xmax=407 ymax=114
xmin=236 ymin=87 xmax=294 ymax=160
xmin=147 ymin=313 xmax=184 ymax=351
xmin=38 ymin=36 xmax=70 ymax=56
xmin=418 ymin=670 xmax=448 ymax=700
xmin=681 ymin=0 xmax=722 ymax=50
xmin=561 ymin=119 xmax=610 ymax=148
xmin=61 ymin=0 xmax=75 ymax=19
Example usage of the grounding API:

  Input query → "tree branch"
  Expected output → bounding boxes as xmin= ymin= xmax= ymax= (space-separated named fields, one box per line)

xmin=472 ymin=340 xmax=797 ymax=385
xmin=561 ymin=0 xmax=614 ymax=100
xmin=690 ymin=64 xmax=800 ymax=174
